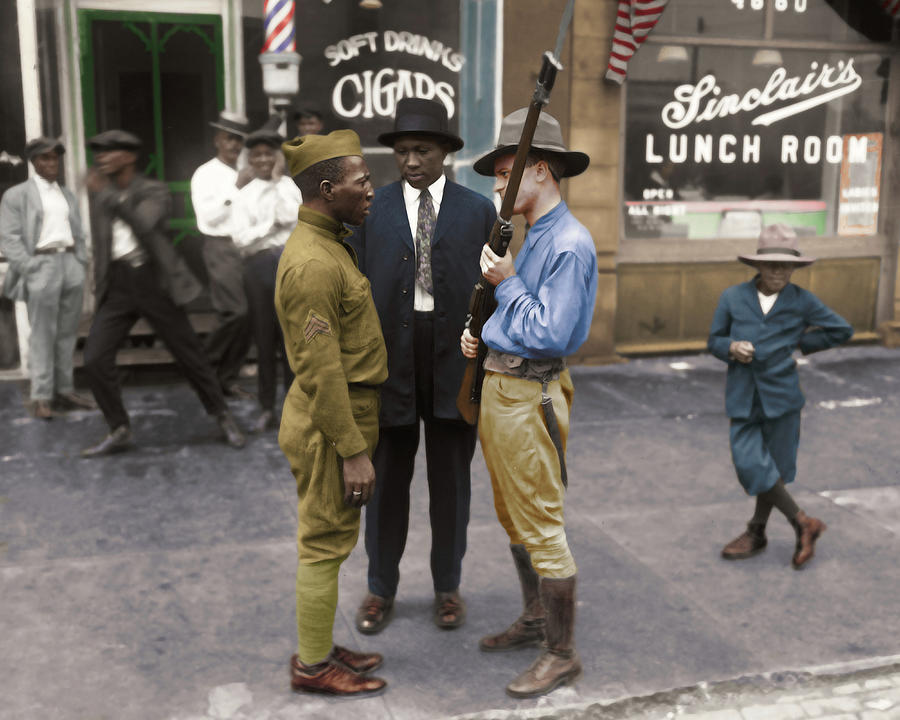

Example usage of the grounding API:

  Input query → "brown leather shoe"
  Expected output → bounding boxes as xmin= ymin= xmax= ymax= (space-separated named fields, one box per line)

xmin=506 ymin=648 xmax=582 ymax=698
xmin=356 ymin=593 xmax=393 ymax=635
xmin=252 ymin=409 xmax=275 ymax=433
xmin=434 ymin=590 xmax=465 ymax=629
xmin=31 ymin=400 xmax=53 ymax=420
xmin=290 ymin=654 xmax=386 ymax=696
xmin=480 ymin=616 xmax=545 ymax=652
xmin=792 ymin=511 xmax=826 ymax=569
xmin=81 ymin=425 xmax=133 ymax=458
xmin=216 ymin=411 xmax=246 ymax=449
xmin=332 ymin=645 xmax=383 ymax=674
xmin=721 ymin=522 xmax=767 ymax=560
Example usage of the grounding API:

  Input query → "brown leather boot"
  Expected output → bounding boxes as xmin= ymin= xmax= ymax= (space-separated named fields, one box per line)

xmin=480 ymin=544 xmax=545 ymax=652
xmin=290 ymin=654 xmax=386 ymax=695
xmin=506 ymin=575 xmax=581 ymax=698
xmin=791 ymin=511 xmax=826 ymax=569
xmin=721 ymin=522 xmax=767 ymax=560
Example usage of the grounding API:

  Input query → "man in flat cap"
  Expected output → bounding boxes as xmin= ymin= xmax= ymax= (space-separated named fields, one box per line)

xmin=460 ymin=108 xmax=597 ymax=698
xmin=231 ymin=125 xmax=300 ymax=431
xmin=347 ymin=97 xmax=495 ymax=635
xmin=80 ymin=129 xmax=245 ymax=456
xmin=293 ymin=108 xmax=325 ymax=137
xmin=276 ymin=130 xmax=387 ymax=696
xmin=190 ymin=110 xmax=254 ymax=399
xmin=0 ymin=137 xmax=94 ymax=418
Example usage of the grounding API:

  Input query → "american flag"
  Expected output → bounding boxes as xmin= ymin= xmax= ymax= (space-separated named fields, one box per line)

xmin=261 ymin=0 xmax=296 ymax=53
xmin=605 ymin=0 xmax=670 ymax=85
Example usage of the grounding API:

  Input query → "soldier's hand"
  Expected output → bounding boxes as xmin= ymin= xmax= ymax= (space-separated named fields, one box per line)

xmin=480 ymin=244 xmax=514 ymax=286
xmin=460 ymin=328 xmax=479 ymax=359
xmin=341 ymin=451 xmax=375 ymax=508
xmin=729 ymin=340 xmax=755 ymax=364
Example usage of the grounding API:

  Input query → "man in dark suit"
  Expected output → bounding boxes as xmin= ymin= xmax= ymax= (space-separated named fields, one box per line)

xmin=80 ymin=130 xmax=245 ymax=457
xmin=348 ymin=98 xmax=496 ymax=633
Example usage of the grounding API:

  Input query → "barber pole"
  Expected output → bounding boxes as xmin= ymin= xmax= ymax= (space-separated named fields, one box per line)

xmin=605 ymin=0 xmax=670 ymax=85
xmin=882 ymin=0 xmax=900 ymax=17
xmin=262 ymin=0 xmax=296 ymax=53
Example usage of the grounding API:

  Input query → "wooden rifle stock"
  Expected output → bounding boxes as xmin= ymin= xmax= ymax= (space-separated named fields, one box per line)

xmin=455 ymin=51 xmax=562 ymax=425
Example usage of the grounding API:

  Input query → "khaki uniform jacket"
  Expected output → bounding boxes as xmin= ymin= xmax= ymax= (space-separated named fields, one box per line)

xmin=275 ymin=206 xmax=387 ymax=459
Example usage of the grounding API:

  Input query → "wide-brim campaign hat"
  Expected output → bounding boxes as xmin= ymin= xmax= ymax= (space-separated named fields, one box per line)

xmin=377 ymin=97 xmax=463 ymax=152
xmin=88 ymin=130 xmax=142 ymax=151
xmin=738 ymin=223 xmax=815 ymax=267
xmin=24 ymin=137 xmax=65 ymax=160
xmin=209 ymin=110 xmax=250 ymax=137
xmin=473 ymin=108 xmax=590 ymax=178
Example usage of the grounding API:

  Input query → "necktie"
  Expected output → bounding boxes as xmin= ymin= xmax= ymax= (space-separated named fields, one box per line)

xmin=415 ymin=189 xmax=435 ymax=295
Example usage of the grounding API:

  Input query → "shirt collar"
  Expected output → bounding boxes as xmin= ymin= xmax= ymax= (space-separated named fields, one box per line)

xmin=33 ymin=175 xmax=58 ymax=191
xmin=297 ymin=205 xmax=351 ymax=241
xmin=402 ymin=173 xmax=446 ymax=206
xmin=524 ymin=200 xmax=567 ymax=248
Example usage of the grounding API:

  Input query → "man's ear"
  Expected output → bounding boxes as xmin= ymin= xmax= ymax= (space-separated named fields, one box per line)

xmin=319 ymin=179 xmax=334 ymax=200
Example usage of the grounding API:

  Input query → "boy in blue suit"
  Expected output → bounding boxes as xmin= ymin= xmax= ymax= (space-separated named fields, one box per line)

xmin=708 ymin=224 xmax=853 ymax=569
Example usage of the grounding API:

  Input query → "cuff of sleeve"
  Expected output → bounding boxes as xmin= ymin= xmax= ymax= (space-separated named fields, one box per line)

xmin=494 ymin=275 xmax=527 ymax=305
xmin=334 ymin=430 xmax=368 ymax=459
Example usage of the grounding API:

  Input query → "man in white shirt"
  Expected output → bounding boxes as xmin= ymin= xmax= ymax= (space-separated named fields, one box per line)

xmin=231 ymin=126 xmax=301 ymax=432
xmin=0 ymin=137 xmax=94 ymax=419
xmin=190 ymin=111 xmax=253 ymax=398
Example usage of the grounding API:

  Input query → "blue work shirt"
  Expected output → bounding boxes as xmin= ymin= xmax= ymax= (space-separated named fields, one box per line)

xmin=481 ymin=201 xmax=597 ymax=360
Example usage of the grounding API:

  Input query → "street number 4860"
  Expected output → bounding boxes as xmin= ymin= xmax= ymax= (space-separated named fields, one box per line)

xmin=731 ymin=0 xmax=807 ymax=10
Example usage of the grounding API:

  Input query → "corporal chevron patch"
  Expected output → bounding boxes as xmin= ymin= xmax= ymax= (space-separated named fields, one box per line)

xmin=304 ymin=311 xmax=332 ymax=343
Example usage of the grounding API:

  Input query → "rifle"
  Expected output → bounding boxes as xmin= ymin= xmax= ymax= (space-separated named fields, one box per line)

xmin=455 ymin=0 xmax=574 ymax=425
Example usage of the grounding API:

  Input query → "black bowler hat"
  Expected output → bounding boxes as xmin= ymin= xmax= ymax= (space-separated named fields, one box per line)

xmin=88 ymin=129 xmax=142 ymax=151
xmin=377 ymin=97 xmax=463 ymax=152
xmin=209 ymin=110 xmax=249 ymax=137
xmin=24 ymin=137 xmax=65 ymax=160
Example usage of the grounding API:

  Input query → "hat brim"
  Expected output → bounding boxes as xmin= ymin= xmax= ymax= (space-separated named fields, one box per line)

xmin=209 ymin=121 xmax=248 ymax=138
xmin=26 ymin=141 xmax=65 ymax=159
xmin=377 ymin=130 xmax=464 ymax=152
xmin=473 ymin=144 xmax=590 ymax=178
xmin=738 ymin=254 xmax=815 ymax=267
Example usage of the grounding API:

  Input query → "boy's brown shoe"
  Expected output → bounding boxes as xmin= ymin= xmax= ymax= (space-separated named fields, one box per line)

xmin=792 ymin=511 xmax=826 ymax=569
xmin=721 ymin=522 xmax=767 ymax=560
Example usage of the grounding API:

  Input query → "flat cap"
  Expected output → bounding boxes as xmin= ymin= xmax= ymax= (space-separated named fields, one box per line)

xmin=245 ymin=127 xmax=283 ymax=149
xmin=282 ymin=129 xmax=362 ymax=178
xmin=88 ymin=130 xmax=142 ymax=151
xmin=24 ymin=137 xmax=65 ymax=160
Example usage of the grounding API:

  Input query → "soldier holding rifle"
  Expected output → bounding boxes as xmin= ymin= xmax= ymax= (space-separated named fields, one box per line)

xmin=459 ymin=108 xmax=596 ymax=698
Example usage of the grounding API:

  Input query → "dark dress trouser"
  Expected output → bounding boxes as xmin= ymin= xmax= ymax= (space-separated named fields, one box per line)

xmin=364 ymin=312 xmax=477 ymax=597
xmin=82 ymin=261 xmax=228 ymax=430
xmin=201 ymin=235 xmax=250 ymax=387
xmin=242 ymin=247 xmax=292 ymax=410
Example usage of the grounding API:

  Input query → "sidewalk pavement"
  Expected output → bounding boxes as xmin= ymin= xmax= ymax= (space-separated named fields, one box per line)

xmin=2 ymin=344 xmax=900 ymax=719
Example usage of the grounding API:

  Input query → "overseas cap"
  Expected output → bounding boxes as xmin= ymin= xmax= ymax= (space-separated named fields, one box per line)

xmin=88 ymin=130 xmax=142 ymax=151
xmin=282 ymin=129 xmax=363 ymax=178
xmin=24 ymin=137 xmax=65 ymax=160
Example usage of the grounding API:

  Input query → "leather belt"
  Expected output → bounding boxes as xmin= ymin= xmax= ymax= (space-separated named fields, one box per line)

xmin=483 ymin=349 xmax=565 ymax=383
xmin=35 ymin=246 xmax=74 ymax=255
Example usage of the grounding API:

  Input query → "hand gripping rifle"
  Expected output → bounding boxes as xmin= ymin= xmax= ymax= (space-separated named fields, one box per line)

xmin=455 ymin=0 xmax=575 ymax=426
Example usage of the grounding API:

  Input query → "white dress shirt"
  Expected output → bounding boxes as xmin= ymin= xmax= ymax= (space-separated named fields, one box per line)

xmin=402 ymin=174 xmax=445 ymax=312
xmin=33 ymin=175 xmax=74 ymax=251
xmin=111 ymin=217 xmax=141 ymax=261
xmin=232 ymin=176 xmax=301 ymax=257
xmin=190 ymin=157 xmax=241 ymax=237
xmin=758 ymin=290 xmax=779 ymax=315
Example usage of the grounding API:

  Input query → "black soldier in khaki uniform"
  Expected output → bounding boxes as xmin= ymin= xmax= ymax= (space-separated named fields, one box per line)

xmin=275 ymin=130 xmax=389 ymax=696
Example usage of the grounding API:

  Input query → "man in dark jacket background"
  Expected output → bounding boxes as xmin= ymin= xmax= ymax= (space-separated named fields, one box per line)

xmin=348 ymin=98 xmax=495 ymax=633
xmin=80 ymin=130 xmax=245 ymax=457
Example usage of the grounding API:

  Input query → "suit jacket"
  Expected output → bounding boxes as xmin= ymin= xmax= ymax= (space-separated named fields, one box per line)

xmin=708 ymin=278 xmax=853 ymax=419
xmin=0 ymin=178 xmax=88 ymax=301
xmin=89 ymin=174 xmax=201 ymax=306
xmin=348 ymin=179 xmax=495 ymax=426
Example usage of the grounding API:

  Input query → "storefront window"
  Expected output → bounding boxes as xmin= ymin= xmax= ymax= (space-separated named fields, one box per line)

xmin=623 ymin=2 xmax=895 ymax=240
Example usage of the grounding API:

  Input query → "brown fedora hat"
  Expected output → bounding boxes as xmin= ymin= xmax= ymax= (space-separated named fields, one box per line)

xmin=473 ymin=108 xmax=590 ymax=178
xmin=377 ymin=97 xmax=463 ymax=151
xmin=738 ymin=224 xmax=815 ymax=267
